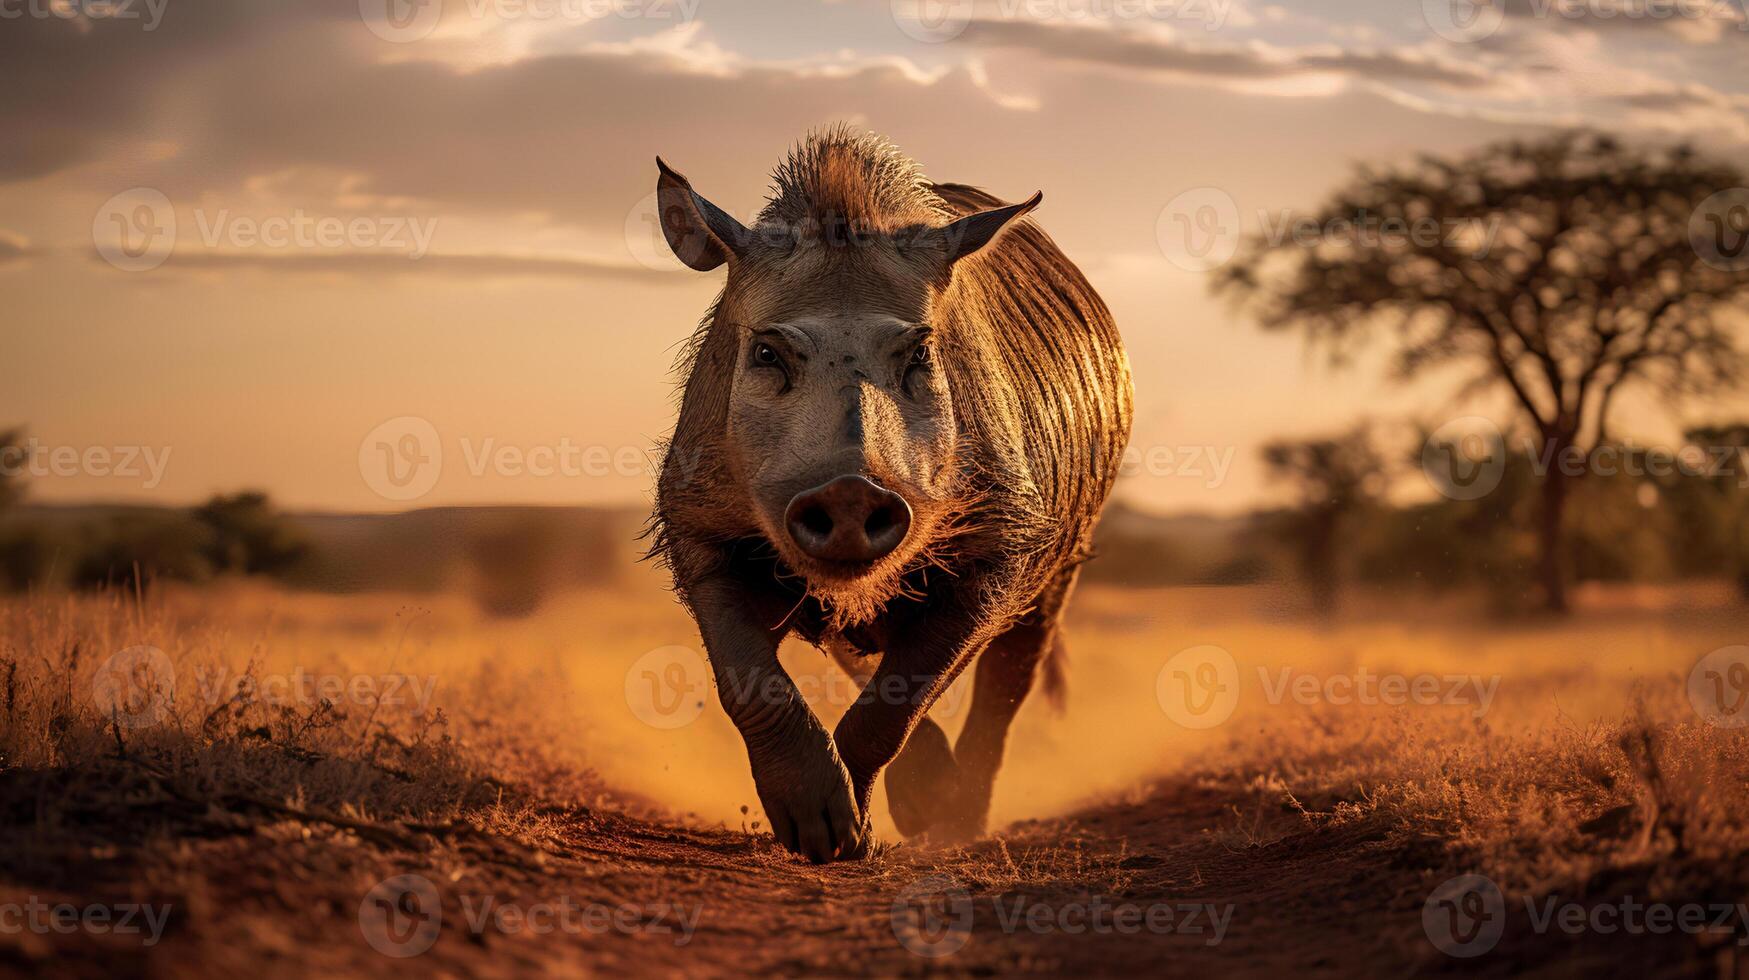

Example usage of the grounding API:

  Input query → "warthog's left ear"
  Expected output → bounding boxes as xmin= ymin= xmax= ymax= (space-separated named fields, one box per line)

xmin=932 ymin=191 xmax=1043 ymax=264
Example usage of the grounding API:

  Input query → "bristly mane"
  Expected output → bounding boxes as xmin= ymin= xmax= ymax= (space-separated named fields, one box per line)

xmin=758 ymin=125 xmax=953 ymax=234
xmin=649 ymin=126 xmax=1133 ymax=641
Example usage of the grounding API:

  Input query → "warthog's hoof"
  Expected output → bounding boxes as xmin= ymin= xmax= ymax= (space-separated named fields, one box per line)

xmin=885 ymin=722 xmax=960 ymax=838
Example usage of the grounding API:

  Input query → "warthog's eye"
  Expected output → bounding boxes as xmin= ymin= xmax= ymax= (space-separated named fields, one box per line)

xmin=902 ymin=342 xmax=933 ymax=398
xmin=750 ymin=342 xmax=791 ymax=391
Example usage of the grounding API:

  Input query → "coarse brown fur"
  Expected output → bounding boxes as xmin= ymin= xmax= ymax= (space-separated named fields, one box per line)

xmin=646 ymin=126 xmax=1131 ymax=851
xmin=650 ymin=127 xmax=1131 ymax=635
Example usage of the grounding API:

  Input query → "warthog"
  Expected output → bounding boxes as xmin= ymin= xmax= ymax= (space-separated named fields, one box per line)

xmin=649 ymin=127 xmax=1133 ymax=862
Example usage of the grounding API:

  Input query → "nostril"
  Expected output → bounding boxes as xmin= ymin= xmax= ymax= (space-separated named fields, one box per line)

xmin=864 ymin=506 xmax=894 ymax=539
xmin=799 ymin=505 xmax=834 ymax=539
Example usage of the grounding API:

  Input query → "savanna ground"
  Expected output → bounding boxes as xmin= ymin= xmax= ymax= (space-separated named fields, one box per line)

xmin=3 ymin=565 xmax=1749 ymax=978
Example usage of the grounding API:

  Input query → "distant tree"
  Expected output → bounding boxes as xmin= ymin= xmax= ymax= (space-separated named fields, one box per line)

xmin=0 ymin=428 xmax=23 ymax=511
xmin=1682 ymin=424 xmax=1749 ymax=598
xmin=1259 ymin=426 xmax=1386 ymax=616
xmin=0 ymin=427 xmax=52 ymax=590
xmin=71 ymin=512 xmax=215 ymax=592
xmin=193 ymin=491 xmax=307 ymax=577
xmin=466 ymin=516 xmax=557 ymax=617
xmin=1219 ymin=132 xmax=1749 ymax=613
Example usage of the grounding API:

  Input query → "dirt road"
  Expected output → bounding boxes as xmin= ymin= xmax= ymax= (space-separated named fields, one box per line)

xmin=0 ymin=749 xmax=1730 ymax=978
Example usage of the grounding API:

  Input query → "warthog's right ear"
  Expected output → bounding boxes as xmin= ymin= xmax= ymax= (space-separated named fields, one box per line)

xmin=655 ymin=157 xmax=750 ymax=272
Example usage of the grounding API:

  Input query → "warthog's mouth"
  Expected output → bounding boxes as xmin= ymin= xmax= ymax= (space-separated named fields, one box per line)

xmin=788 ymin=552 xmax=899 ymax=584
xmin=782 ymin=551 xmax=915 ymax=630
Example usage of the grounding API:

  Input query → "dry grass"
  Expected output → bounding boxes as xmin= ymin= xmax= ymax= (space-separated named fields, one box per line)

xmin=2 ymin=575 xmax=1747 ymax=976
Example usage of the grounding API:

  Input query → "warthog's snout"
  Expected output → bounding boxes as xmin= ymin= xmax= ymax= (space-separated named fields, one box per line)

xmin=784 ymin=476 xmax=912 ymax=565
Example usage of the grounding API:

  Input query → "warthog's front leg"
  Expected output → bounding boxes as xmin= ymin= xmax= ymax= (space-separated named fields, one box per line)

xmin=689 ymin=580 xmax=862 ymax=863
xmin=831 ymin=609 xmax=992 ymax=829
xmin=821 ymin=638 xmax=959 ymax=839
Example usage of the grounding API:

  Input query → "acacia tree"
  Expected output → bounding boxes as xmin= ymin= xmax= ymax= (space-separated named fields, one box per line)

xmin=1219 ymin=132 xmax=1749 ymax=613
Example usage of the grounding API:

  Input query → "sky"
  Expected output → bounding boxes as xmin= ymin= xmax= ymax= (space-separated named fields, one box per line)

xmin=5 ymin=0 xmax=1749 ymax=514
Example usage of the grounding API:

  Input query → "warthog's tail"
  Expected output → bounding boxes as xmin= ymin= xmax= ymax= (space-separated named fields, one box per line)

xmin=1039 ymin=633 xmax=1068 ymax=713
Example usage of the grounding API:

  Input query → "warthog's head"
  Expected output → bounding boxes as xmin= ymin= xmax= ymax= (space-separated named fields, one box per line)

xmin=654 ymin=140 xmax=1037 ymax=619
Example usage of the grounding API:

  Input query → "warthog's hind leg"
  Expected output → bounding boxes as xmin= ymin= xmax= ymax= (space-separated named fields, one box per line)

xmin=883 ymin=715 xmax=961 ymax=837
xmin=938 ymin=568 xmax=1078 ymax=841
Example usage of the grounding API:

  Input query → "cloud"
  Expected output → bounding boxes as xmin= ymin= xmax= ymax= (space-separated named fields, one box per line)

xmin=98 ymin=249 xmax=681 ymax=282
xmin=954 ymin=19 xmax=1495 ymax=89
xmin=1498 ymin=0 xmax=1749 ymax=44
xmin=0 ymin=231 xmax=38 ymax=266
xmin=0 ymin=0 xmax=1020 ymax=235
